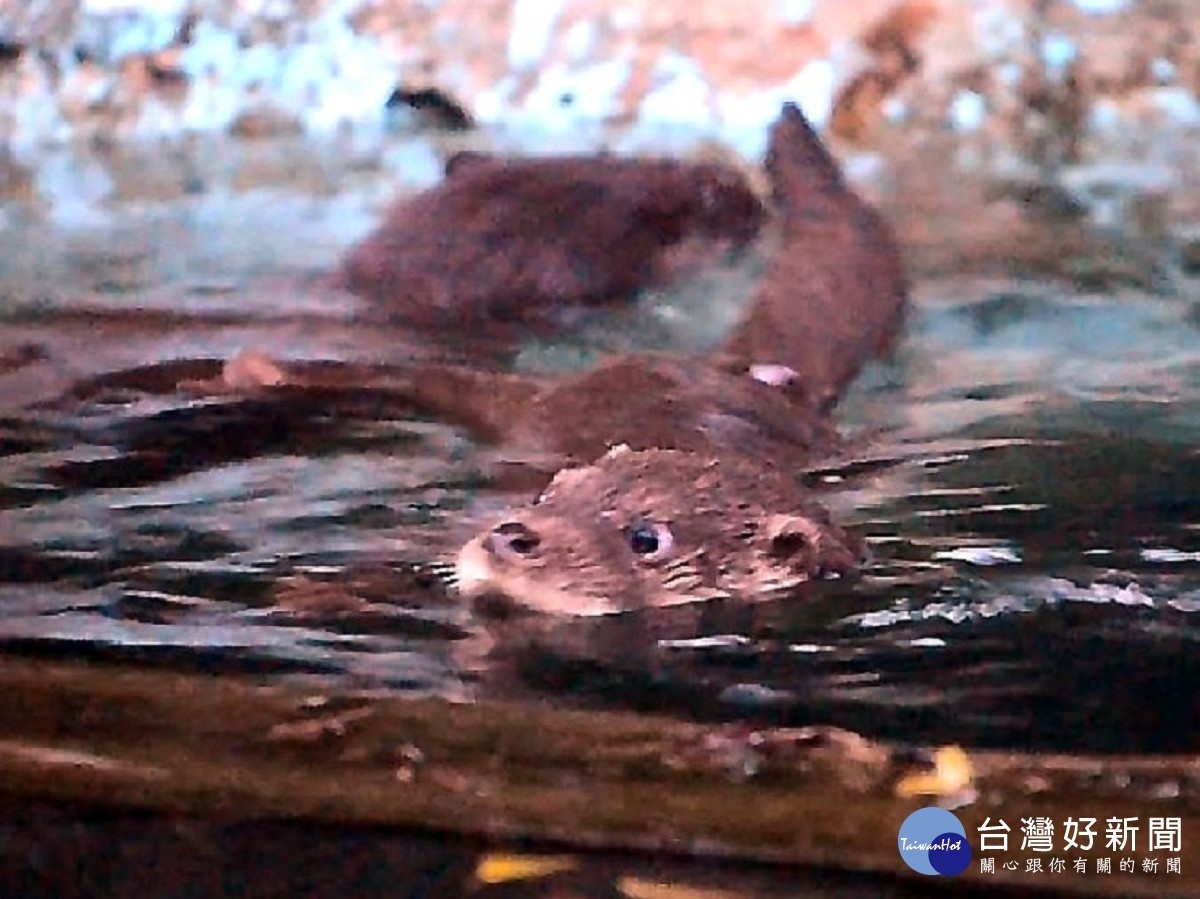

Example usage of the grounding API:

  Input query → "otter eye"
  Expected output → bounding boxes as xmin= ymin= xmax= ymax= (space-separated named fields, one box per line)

xmin=629 ymin=524 xmax=658 ymax=554
xmin=626 ymin=520 xmax=674 ymax=560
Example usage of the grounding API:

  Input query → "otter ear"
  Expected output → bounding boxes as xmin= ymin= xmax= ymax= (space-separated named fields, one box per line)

xmin=540 ymin=464 xmax=595 ymax=501
xmin=765 ymin=513 xmax=822 ymax=562
xmin=221 ymin=350 xmax=289 ymax=389
xmin=767 ymin=513 xmax=862 ymax=580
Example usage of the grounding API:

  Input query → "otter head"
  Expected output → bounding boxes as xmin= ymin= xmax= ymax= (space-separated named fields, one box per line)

xmin=454 ymin=446 xmax=862 ymax=617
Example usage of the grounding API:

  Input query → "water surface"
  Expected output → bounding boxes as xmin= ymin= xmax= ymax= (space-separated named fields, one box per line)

xmin=2 ymin=135 xmax=1199 ymax=763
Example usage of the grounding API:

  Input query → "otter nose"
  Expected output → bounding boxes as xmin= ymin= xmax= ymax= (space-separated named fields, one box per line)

xmin=485 ymin=521 xmax=541 ymax=561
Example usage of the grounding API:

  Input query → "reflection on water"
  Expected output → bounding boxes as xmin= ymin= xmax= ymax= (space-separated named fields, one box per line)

xmin=2 ymin=146 xmax=1200 ymax=766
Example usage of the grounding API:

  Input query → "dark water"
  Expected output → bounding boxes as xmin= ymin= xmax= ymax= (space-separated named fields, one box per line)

xmin=2 ymin=145 xmax=1200 ymax=768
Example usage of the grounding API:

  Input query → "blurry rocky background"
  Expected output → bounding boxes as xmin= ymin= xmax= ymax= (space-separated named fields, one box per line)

xmin=3 ymin=0 xmax=1200 ymax=286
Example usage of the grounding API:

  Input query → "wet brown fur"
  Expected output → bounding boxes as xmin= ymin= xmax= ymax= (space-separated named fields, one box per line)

xmin=340 ymin=153 xmax=765 ymax=330
xmin=716 ymin=103 xmax=909 ymax=411
xmin=387 ymin=353 xmax=841 ymax=473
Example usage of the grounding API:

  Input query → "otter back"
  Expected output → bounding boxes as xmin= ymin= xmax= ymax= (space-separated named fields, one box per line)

xmin=341 ymin=154 xmax=764 ymax=330
xmin=509 ymin=354 xmax=842 ymax=464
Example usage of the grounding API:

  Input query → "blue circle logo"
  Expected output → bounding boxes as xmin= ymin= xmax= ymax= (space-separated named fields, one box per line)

xmin=897 ymin=807 xmax=972 ymax=876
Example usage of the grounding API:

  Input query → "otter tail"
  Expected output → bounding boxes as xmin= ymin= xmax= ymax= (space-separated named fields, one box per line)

xmin=712 ymin=102 xmax=909 ymax=411
xmin=765 ymin=102 xmax=850 ymax=218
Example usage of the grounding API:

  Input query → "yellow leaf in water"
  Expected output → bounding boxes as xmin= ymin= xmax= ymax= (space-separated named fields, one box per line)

xmin=618 ymin=877 xmax=748 ymax=899
xmin=895 ymin=744 xmax=974 ymax=797
xmin=474 ymin=853 xmax=578 ymax=885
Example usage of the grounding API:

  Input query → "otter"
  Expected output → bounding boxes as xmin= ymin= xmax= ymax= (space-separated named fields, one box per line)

xmin=441 ymin=104 xmax=907 ymax=613
xmin=339 ymin=152 xmax=765 ymax=331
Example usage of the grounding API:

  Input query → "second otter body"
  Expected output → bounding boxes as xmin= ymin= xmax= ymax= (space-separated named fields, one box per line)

xmin=341 ymin=153 xmax=765 ymax=331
